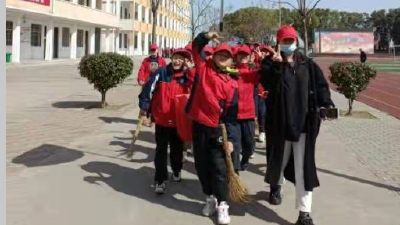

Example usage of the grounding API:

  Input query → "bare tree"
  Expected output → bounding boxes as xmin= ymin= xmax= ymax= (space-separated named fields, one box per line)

xmin=181 ymin=0 xmax=220 ymax=40
xmin=266 ymin=0 xmax=322 ymax=54
xmin=150 ymin=0 xmax=161 ymax=44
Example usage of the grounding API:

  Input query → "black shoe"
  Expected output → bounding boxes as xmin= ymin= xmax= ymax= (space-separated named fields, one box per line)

xmin=268 ymin=187 xmax=282 ymax=205
xmin=240 ymin=157 xmax=249 ymax=171
xmin=295 ymin=214 xmax=315 ymax=225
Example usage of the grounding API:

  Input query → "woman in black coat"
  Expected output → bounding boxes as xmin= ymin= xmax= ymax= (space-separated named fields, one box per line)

xmin=260 ymin=26 xmax=335 ymax=225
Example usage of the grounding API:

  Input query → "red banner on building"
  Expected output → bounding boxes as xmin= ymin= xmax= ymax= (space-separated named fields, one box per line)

xmin=22 ymin=0 xmax=50 ymax=6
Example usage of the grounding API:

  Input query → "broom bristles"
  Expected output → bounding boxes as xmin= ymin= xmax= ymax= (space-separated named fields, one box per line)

xmin=221 ymin=124 xmax=250 ymax=203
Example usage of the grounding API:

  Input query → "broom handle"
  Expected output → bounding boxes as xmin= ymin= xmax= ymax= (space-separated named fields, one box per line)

xmin=220 ymin=124 xmax=229 ymax=152
xmin=134 ymin=117 xmax=145 ymax=138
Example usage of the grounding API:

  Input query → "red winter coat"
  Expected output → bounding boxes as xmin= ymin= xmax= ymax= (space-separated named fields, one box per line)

xmin=186 ymin=33 xmax=239 ymax=128
xmin=137 ymin=56 xmax=167 ymax=83
xmin=236 ymin=63 xmax=260 ymax=119
xmin=139 ymin=64 xmax=191 ymax=127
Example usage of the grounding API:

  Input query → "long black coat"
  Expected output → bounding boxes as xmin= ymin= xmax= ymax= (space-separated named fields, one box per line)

xmin=260 ymin=52 xmax=334 ymax=191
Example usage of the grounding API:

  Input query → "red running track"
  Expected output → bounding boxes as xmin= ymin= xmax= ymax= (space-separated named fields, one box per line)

xmin=314 ymin=56 xmax=400 ymax=119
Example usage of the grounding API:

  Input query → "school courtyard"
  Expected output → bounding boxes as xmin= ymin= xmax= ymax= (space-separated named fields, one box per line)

xmin=6 ymin=56 xmax=400 ymax=225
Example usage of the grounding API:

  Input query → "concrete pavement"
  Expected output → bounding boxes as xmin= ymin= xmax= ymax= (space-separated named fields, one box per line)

xmin=6 ymin=60 xmax=400 ymax=225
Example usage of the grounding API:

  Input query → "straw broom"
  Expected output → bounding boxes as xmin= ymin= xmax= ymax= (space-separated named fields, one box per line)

xmin=126 ymin=116 xmax=145 ymax=159
xmin=220 ymin=124 xmax=250 ymax=203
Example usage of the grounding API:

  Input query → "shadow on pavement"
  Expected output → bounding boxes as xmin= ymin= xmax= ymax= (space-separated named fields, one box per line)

xmin=81 ymin=161 xmax=205 ymax=217
xmin=246 ymin=163 xmax=267 ymax=177
xmin=245 ymin=191 xmax=292 ymax=225
xmin=52 ymin=101 xmax=101 ymax=109
xmin=317 ymin=168 xmax=400 ymax=193
xmin=12 ymin=144 xmax=84 ymax=167
xmin=99 ymin=117 xmax=139 ymax=125
xmin=81 ymin=162 xmax=291 ymax=225
xmin=110 ymin=140 xmax=154 ymax=163
xmin=114 ymin=130 xmax=156 ymax=144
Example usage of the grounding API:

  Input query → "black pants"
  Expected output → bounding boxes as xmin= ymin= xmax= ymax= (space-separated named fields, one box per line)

xmin=255 ymin=95 xmax=267 ymax=133
xmin=192 ymin=122 xmax=228 ymax=203
xmin=258 ymin=96 xmax=267 ymax=133
xmin=238 ymin=119 xmax=256 ymax=159
xmin=154 ymin=125 xmax=184 ymax=184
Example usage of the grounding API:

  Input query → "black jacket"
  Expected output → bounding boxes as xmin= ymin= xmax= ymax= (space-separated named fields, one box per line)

xmin=260 ymin=51 xmax=334 ymax=191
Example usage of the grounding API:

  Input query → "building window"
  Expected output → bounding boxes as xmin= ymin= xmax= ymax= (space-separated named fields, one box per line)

xmin=124 ymin=34 xmax=128 ymax=48
xmin=77 ymin=29 xmax=84 ymax=47
xmin=164 ymin=15 xmax=167 ymax=28
xmin=62 ymin=27 xmax=70 ymax=47
xmin=6 ymin=21 xmax=13 ymax=46
xmin=141 ymin=33 xmax=145 ymax=52
xmin=135 ymin=3 xmax=139 ymax=20
xmin=134 ymin=32 xmax=138 ymax=49
xmin=149 ymin=11 xmax=152 ymax=24
xmin=31 ymin=24 xmax=42 ymax=47
xmin=78 ymin=0 xmax=90 ymax=6
xmin=119 ymin=33 xmax=122 ymax=48
xmin=142 ymin=7 xmax=145 ymax=22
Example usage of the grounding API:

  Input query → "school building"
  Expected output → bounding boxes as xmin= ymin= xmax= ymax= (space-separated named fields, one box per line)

xmin=6 ymin=0 xmax=191 ymax=63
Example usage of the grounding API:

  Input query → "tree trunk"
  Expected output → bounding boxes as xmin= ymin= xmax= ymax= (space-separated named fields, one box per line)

xmin=191 ymin=30 xmax=196 ymax=41
xmin=152 ymin=12 xmax=157 ymax=44
xmin=347 ymin=99 xmax=354 ymax=115
xmin=101 ymin=92 xmax=107 ymax=108
xmin=303 ymin=18 xmax=308 ymax=55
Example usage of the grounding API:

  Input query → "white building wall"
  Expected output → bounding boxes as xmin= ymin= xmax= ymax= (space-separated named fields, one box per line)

xmin=19 ymin=18 xmax=47 ymax=61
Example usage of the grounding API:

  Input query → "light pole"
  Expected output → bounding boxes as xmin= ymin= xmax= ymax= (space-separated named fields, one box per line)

xmin=279 ymin=0 xmax=282 ymax=27
xmin=219 ymin=0 xmax=224 ymax=32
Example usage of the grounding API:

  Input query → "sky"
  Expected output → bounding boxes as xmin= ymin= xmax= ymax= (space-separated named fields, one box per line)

xmin=223 ymin=0 xmax=400 ymax=13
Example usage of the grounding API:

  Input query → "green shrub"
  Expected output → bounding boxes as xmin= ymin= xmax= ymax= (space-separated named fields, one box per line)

xmin=329 ymin=61 xmax=377 ymax=114
xmin=78 ymin=53 xmax=133 ymax=108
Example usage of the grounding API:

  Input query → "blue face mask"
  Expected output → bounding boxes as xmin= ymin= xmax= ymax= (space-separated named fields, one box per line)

xmin=281 ymin=43 xmax=297 ymax=54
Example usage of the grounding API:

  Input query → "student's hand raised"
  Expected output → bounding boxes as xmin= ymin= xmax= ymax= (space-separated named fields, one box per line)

xmin=271 ymin=44 xmax=283 ymax=62
xmin=206 ymin=31 xmax=223 ymax=44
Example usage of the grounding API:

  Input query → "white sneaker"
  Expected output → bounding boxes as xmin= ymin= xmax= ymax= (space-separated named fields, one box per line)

xmin=218 ymin=201 xmax=231 ymax=225
xmin=249 ymin=153 xmax=255 ymax=159
xmin=258 ymin=132 xmax=266 ymax=142
xmin=202 ymin=195 xmax=217 ymax=216
xmin=155 ymin=182 xmax=166 ymax=194
xmin=172 ymin=172 xmax=182 ymax=182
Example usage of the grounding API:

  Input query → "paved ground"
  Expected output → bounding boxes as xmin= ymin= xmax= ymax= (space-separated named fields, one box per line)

xmin=314 ymin=55 xmax=400 ymax=119
xmin=6 ymin=60 xmax=400 ymax=225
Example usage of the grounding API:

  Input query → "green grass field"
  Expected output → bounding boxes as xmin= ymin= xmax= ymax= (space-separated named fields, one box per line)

xmin=368 ymin=62 xmax=400 ymax=75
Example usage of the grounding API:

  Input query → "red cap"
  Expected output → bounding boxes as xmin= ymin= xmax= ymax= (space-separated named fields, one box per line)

xmin=260 ymin=45 xmax=272 ymax=52
xmin=235 ymin=45 xmax=251 ymax=56
xmin=172 ymin=48 xmax=192 ymax=59
xmin=150 ymin=44 xmax=158 ymax=50
xmin=253 ymin=42 xmax=261 ymax=47
xmin=213 ymin=43 xmax=233 ymax=57
xmin=203 ymin=45 xmax=214 ymax=55
xmin=185 ymin=43 xmax=192 ymax=52
xmin=277 ymin=25 xmax=298 ymax=43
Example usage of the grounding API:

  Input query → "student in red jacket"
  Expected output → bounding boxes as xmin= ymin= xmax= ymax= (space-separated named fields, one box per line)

xmin=138 ymin=48 xmax=192 ymax=194
xmin=137 ymin=44 xmax=167 ymax=86
xmin=232 ymin=45 xmax=260 ymax=171
xmin=186 ymin=31 xmax=237 ymax=225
